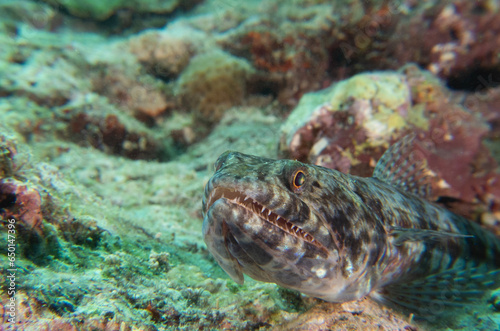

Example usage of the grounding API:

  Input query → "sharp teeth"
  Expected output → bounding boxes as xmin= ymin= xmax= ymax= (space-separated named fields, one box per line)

xmin=291 ymin=225 xmax=296 ymax=231
xmin=276 ymin=216 xmax=280 ymax=221
xmin=268 ymin=210 xmax=272 ymax=216
xmin=261 ymin=206 xmax=266 ymax=213
xmin=244 ymin=196 xmax=249 ymax=201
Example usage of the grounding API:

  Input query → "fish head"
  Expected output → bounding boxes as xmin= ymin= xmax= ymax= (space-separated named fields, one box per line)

xmin=202 ymin=151 xmax=350 ymax=300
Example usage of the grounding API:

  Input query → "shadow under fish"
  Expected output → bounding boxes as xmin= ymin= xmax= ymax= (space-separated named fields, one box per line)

xmin=202 ymin=135 xmax=500 ymax=322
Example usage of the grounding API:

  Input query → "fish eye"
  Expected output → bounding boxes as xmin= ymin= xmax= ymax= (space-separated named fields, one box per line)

xmin=292 ymin=170 xmax=306 ymax=190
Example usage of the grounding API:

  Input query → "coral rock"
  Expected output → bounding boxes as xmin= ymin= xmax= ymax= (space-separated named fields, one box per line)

xmin=280 ymin=71 xmax=413 ymax=174
xmin=40 ymin=0 xmax=191 ymax=21
xmin=281 ymin=66 xmax=500 ymax=218
xmin=381 ymin=1 xmax=500 ymax=90
xmin=177 ymin=50 xmax=254 ymax=125
xmin=0 ymin=178 xmax=43 ymax=235
xmin=0 ymin=132 xmax=18 ymax=178
xmin=129 ymin=30 xmax=196 ymax=80
xmin=92 ymin=69 xmax=170 ymax=119
xmin=61 ymin=97 xmax=166 ymax=160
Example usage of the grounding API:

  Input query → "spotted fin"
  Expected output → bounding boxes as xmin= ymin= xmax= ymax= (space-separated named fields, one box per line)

xmin=373 ymin=265 xmax=500 ymax=318
xmin=388 ymin=226 xmax=473 ymax=246
xmin=373 ymin=134 xmax=432 ymax=199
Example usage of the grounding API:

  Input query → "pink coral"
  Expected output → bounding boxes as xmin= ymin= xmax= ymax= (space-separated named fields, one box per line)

xmin=0 ymin=178 xmax=43 ymax=235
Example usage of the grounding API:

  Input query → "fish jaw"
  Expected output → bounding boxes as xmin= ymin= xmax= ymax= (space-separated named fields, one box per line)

xmin=203 ymin=192 xmax=346 ymax=298
xmin=202 ymin=198 xmax=244 ymax=284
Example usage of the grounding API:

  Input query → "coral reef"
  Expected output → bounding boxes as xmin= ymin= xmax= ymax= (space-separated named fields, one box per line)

xmin=0 ymin=179 xmax=43 ymax=236
xmin=384 ymin=1 xmax=500 ymax=89
xmin=0 ymin=12 xmax=174 ymax=159
xmin=216 ymin=0 xmax=337 ymax=106
xmin=213 ymin=0 xmax=500 ymax=106
xmin=40 ymin=0 xmax=202 ymax=21
xmin=0 ymin=0 xmax=499 ymax=330
xmin=63 ymin=103 xmax=164 ymax=160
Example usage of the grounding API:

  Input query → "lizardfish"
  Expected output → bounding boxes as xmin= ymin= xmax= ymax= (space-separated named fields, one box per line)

xmin=202 ymin=136 xmax=500 ymax=315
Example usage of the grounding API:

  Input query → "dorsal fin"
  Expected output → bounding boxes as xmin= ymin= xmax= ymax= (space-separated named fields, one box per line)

xmin=373 ymin=134 xmax=432 ymax=199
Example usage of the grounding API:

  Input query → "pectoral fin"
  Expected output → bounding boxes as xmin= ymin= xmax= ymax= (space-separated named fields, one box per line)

xmin=388 ymin=226 xmax=472 ymax=246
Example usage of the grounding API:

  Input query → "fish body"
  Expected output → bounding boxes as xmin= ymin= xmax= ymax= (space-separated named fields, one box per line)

xmin=202 ymin=137 xmax=500 ymax=313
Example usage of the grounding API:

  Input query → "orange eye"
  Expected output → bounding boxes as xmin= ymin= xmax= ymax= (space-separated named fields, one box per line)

xmin=292 ymin=170 xmax=306 ymax=189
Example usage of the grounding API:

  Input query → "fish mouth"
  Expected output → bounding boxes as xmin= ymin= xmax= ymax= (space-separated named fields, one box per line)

xmin=205 ymin=187 xmax=323 ymax=249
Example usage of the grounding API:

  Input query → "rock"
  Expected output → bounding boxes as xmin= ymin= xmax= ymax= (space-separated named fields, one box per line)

xmin=177 ymin=50 xmax=254 ymax=125
xmin=280 ymin=71 xmax=414 ymax=174
xmin=129 ymin=29 xmax=196 ymax=80
xmin=280 ymin=65 xmax=500 ymax=218
xmin=41 ymin=0 xmax=192 ymax=21
xmin=0 ymin=178 xmax=43 ymax=235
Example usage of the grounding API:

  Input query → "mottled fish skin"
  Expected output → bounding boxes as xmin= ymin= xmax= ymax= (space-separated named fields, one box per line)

xmin=202 ymin=147 xmax=500 ymax=307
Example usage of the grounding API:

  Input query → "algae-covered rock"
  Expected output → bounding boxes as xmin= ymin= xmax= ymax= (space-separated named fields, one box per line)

xmin=280 ymin=71 xmax=414 ymax=173
xmin=41 ymin=0 xmax=190 ymax=21
xmin=43 ymin=0 xmax=122 ymax=21
xmin=129 ymin=28 xmax=198 ymax=80
xmin=0 ymin=129 xmax=18 ymax=179
xmin=280 ymin=65 xmax=500 ymax=222
xmin=177 ymin=50 xmax=254 ymax=125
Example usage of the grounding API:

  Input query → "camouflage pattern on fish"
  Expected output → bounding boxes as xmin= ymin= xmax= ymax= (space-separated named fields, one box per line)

xmin=202 ymin=136 xmax=500 ymax=315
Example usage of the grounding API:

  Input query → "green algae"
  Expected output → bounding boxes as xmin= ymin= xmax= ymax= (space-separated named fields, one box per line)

xmin=41 ymin=0 xmax=184 ymax=21
xmin=407 ymin=104 xmax=429 ymax=131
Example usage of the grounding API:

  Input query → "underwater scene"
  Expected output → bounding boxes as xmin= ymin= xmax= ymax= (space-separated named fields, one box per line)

xmin=1 ymin=0 xmax=500 ymax=330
